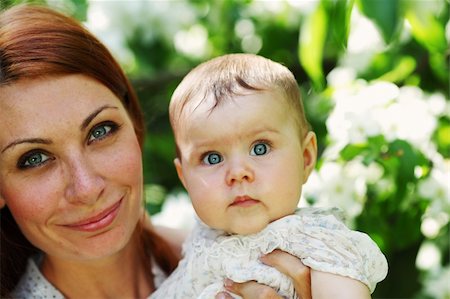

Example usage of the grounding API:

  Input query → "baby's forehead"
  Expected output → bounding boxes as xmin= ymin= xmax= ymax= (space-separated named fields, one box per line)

xmin=174 ymin=88 xmax=294 ymax=130
xmin=181 ymin=87 xmax=286 ymax=113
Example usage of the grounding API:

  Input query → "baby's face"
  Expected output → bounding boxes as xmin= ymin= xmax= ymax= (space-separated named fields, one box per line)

xmin=174 ymin=90 xmax=316 ymax=235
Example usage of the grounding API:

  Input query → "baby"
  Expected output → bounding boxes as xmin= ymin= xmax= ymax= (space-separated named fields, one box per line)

xmin=151 ymin=54 xmax=388 ymax=298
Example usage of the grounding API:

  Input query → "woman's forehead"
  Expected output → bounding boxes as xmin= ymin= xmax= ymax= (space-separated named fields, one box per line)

xmin=0 ymin=74 xmax=118 ymax=107
xmin=0 ymin=75 xmax=123 ymax=143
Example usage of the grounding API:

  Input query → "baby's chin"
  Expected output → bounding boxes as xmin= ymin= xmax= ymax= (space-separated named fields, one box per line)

xmin=223 ymin=219 xmax=271 ymax=236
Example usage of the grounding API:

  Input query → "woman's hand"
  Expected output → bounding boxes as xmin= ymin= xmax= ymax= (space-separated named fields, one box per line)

xmin=215 ymin=249 xmax=312 ymax=299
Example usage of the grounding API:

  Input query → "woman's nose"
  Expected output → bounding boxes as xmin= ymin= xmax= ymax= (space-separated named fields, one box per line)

xmin=64 ymin=155 xmax=105 ymax=205
xmin=225 ymin=158 xmax=255 ymax=186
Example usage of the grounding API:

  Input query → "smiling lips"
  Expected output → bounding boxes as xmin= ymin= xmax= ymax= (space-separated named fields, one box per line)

xmin=63 ymin=199 xmax=122 ymax=232
xmin=230 ymin=195 xmax=260 ymax=207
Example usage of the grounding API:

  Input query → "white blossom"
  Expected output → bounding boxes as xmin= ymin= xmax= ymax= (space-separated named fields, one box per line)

xmin=340 ymin=7 xmax=385 ymax=71
xmin=174 ymin=25 xmax=210 ymax=59
xmin=85 ymin=1 xmax=199 ymax=68
xmin=418 ymin=166 xmax=450 ymax=218
xmin=421 ymin=265 xmax=450 ymax=298
xmin=152 ymin=191 xmax=196 ymax=231
xmin=416 ymin=241 xmax=442 ymax=270
xmin=326 ymin=67 xmax=357 ymax=89
xmin=302 ymin=161 xmax=369 ymax=221
xmin=327 ymin=80 xmax=441 ymax=153
xmin=326 ymin=80 xmax=399 ymax=145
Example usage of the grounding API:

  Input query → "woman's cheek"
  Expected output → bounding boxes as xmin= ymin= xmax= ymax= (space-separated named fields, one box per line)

xmin=102 ymin=137 xmax=143 ymax=183
xmin=4 ymin=171 xmax=62 ymax=229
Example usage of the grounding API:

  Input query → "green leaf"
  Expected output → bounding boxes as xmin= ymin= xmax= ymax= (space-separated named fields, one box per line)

xmin=299 ymin=1 xmax=327 ymax=91
xmin=71 ymin=0 xmax=88 ymax=21
xmin=144 ymin=184 xmax=167 ymax=215
xmin=340 ymin=143 xmax=368 ymax=161
xmin=389 ymin=140 xmax=415 ymax=181
xmin=405 ymin=2 xmax=447 ymax=53
xmin=377 ymin=56 xmax=416 ymax=83
xmin=386 ymin=139 xmax=428 ymax=189
xmin=435 ymin=117 xmax=450 ymax=157
xmin=326 ymin=0 xmax=354 ymax=50
xmin=429 ymin=51 xmax=450 ymax=82
xmin=358 ymin=0 xmax=400 ymax=44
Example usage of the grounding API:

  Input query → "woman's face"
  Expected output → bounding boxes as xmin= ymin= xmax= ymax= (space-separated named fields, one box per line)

xmin=0 ymin=74 xmax=143 ymax=261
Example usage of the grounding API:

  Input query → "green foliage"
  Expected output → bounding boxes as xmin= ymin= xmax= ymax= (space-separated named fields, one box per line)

xmin=1 ymin=0 xmax=87 ymax=18
xmin=299 ymin=1 xmax=328 ymax=90
xmin=70 ymin=0 xmax=87 ymax=21
xmin=358 ymin=0 xmax=401 ymax=43
xmin=4 ymin=0 xmax=449 ymax=297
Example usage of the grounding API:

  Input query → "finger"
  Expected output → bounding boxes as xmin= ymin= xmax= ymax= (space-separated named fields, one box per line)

xmin=260 ymin=250 xmax=312 ymax=299
xmin=224 ymin=278 xmax=282 ymax=299
xmin=215 ymin=291 xmax=234 ymax=299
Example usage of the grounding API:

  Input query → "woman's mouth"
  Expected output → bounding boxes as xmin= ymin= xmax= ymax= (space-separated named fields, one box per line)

xmin=63 ymin=199 xmax=122 ymax=232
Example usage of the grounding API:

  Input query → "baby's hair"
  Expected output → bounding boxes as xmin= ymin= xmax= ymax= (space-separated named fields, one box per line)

xmin=169 ymin=54 xmax=310 ymax=148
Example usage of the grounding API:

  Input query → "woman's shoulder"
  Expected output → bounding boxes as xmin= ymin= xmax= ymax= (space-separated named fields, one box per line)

xmin=13 ymin=254 xmax=166 ymax=299
xmin=11 ymin=255 xmax=64 ymax=299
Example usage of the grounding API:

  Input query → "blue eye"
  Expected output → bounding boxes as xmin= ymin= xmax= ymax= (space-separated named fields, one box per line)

xmin=202 ymin=152 xmax=223 ymax=165
xmin=88 ymin=123 xmax=115 ymax=143
xmin=251 ymin=142 xmax=270 ymax=156
xmin=18 ymin=151 xmax=52 ymax=169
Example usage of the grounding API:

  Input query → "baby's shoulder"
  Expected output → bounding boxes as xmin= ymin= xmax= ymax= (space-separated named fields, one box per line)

xmin=295 ymin=206 xmax=346 ymax=220
xmin=273 ymin=207 xmax=348 ymax=230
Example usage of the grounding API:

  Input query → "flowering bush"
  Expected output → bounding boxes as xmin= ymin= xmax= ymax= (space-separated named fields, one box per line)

xmin=303 ymin=77 xmax=449 ymax=297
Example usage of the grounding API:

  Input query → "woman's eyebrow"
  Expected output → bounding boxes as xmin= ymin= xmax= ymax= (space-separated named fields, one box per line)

xmin=80 ymin=104 xmax=119 ymax=130
xmin=1 ymin=138 xmax=52 ymax=154
xmin=1 ymin=105 xmax=119 ymax=154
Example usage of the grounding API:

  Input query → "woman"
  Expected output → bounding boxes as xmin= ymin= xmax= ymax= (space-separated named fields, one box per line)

xmin=0 ymin=5 xmax=312 ymax=299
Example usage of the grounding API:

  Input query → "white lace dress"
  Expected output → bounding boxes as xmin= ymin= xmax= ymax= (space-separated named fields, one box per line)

xmin=10 ymin=254 xmax=167 ymax=299
xmin=151 ymin=208 xmax=388 ymax=299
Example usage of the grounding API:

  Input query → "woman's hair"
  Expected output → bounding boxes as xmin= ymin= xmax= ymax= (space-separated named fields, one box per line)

xmin=0 ymin=5 xmax=177 ymax=296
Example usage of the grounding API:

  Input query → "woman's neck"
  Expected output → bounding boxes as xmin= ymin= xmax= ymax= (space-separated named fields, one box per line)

xmin=41 ymin=233 xmax=153 ymax=299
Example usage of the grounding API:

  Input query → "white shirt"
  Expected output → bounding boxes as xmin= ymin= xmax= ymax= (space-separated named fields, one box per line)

xmin=11 ymin=254 xmax=167 ymax=299
xmin=150 ymin=208 xmax=388 ymax=299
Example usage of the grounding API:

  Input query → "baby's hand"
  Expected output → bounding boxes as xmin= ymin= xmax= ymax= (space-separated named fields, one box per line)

xmin=215 ymin=278 xmax=283 ymax=299
xmin=215 ymin=249 xmax=312 ymax=299
xmin=260 ymin=250 xmax=312 ymax=299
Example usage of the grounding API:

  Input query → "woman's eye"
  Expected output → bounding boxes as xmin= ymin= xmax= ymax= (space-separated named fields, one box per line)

xmin=250 ymin=142 xmax=270 ymax=156
xmin=18 ymin=151 xmax=52 ymax=169
xmin=202 ymin=152 xmax=223 ymax=165
xmin=88 ymin=123 xmax=115 ymax=143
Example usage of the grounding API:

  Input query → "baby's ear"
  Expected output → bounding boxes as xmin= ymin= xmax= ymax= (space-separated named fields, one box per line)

xmin=174 ymin=158 xmax=186 ymax=188
xmin=0 ymin=197 xmax=5 ymax=209
xmin=302 ymin=131 xmax=318 ymax=183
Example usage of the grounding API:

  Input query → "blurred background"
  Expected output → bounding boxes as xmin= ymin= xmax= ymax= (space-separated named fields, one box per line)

xmin=2 ymin=0 xmax=449 ymax=298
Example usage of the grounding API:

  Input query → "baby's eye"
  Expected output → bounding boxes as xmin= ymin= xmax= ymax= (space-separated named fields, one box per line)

xmin=250 ymin=142 xmax=270 ymax=156
xmin=202 ymin=152 xmax=223 ymax=165
xmin=18 ymin=151 xmax=52 ymax=169
xmin=88 ymin=122 xmax=116 ymax=143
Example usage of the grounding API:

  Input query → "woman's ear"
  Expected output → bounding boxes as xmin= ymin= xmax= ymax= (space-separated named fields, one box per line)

xmin=302 ymin=131 xmax=318 ymax=184
xmin=174 ymin=158 xmax=186 ymax=188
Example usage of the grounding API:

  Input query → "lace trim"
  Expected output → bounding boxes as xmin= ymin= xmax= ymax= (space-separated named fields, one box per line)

xmin=186 ymin=208 xmax=387 ymax=295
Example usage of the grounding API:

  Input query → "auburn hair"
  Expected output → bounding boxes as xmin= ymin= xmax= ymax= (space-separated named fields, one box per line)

xmin=0 ymin=4 xmax=178 ymax=296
